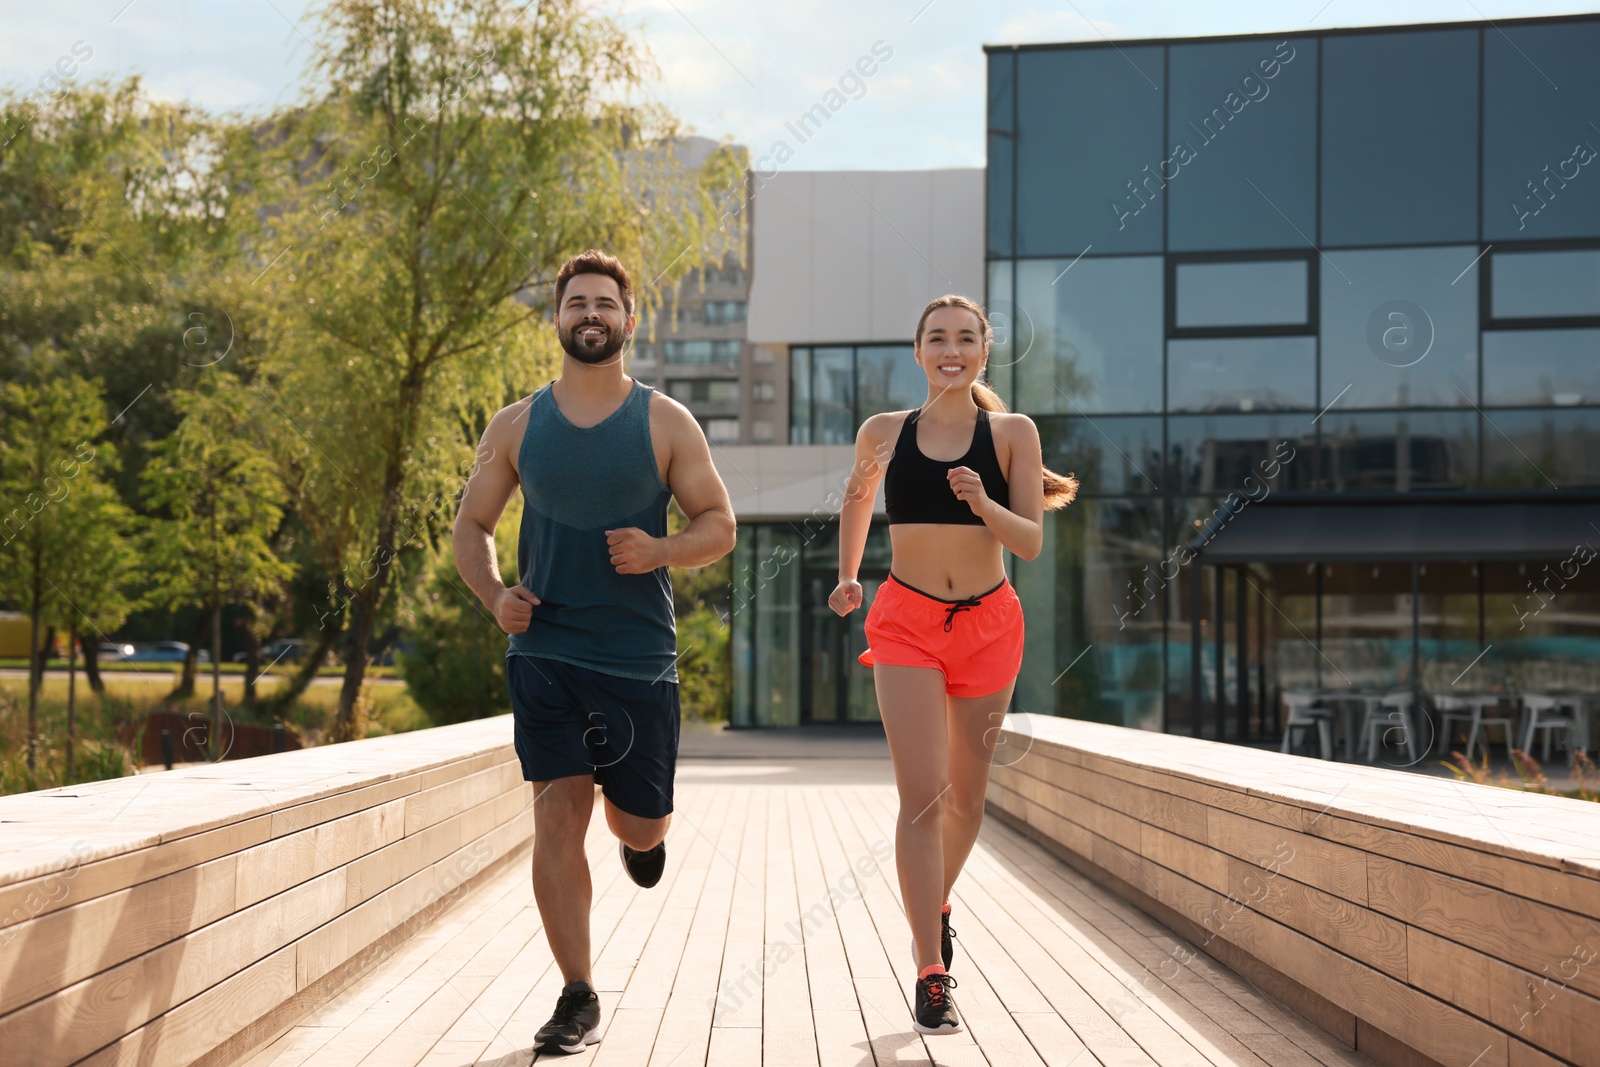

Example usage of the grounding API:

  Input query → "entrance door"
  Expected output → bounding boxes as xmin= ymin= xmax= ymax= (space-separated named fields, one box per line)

xmin=801 ymin=572 xmax=886 ymax=723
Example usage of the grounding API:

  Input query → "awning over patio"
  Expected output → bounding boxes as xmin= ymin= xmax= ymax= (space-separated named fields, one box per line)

xmin=1190 ymin=495 xmax=1600 ymax=563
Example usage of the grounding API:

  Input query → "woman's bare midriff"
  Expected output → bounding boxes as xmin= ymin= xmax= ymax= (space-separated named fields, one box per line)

xmin=888 ymin=524 xmax=1008 ymax=598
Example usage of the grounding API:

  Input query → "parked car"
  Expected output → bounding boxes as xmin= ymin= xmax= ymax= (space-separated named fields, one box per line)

xmin=99 ymin=642 xmax=136 ymax=662
xmin=122 ymin=641 xmax=193 ymax=664
xmin=234 ymin=639 xmax=312 ymax=666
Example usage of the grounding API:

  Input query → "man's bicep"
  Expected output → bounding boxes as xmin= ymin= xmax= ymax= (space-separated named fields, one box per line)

xmin=456 ymin=417 xmax=522 ymax=531
xmin=666 ymin=412 xmax=733 ymax=521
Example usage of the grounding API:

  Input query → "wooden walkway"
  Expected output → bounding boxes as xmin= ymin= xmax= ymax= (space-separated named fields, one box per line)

xmin=236 ymin=769 xmax=1373 ymax=1067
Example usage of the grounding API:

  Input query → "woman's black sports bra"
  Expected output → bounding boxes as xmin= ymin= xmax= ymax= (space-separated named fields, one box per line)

xmin=883 ymin=407 xmax=1011 ymax=526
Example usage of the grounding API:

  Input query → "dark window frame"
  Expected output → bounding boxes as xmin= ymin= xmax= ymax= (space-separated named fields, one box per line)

xmin=1481 ymin=238 xmax=1600 ymax=330
xmin=1166 ymin=250 xmax=1319 ymax=339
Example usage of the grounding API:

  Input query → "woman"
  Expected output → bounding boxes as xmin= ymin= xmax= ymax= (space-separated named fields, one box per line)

xmin=829 ymin=295 xmax=1077 ymax=1035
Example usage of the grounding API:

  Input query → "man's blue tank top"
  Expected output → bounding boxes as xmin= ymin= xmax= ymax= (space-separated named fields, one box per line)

xmin=506 ymin=379 xmax=677 ymax=683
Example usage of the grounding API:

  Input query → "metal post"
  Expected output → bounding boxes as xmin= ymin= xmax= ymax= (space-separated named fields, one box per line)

xmin=273 ymin=721 xmax=286 ymax=754
xmin=1190 ymin=564 xmax=1203 ymax=738
xmin=161 ymin=728 xmax=174 ymax=771
xmin=1236 ymin=563 xmax=1249 ymax=740
xmin=1214 ymin=565 xmax=1227 ymax=742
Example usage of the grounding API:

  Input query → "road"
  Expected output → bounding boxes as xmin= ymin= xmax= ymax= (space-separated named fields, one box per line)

xmin=0 ymin=668 xmax=406 ymax=687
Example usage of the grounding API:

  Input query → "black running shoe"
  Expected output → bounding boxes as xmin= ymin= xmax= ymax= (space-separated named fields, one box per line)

xmin=533 ymin=982 xmax=601 ymax=1054
xmin=941 ymin=910 xmax=957 ymax=970
xmin=619 ymin=840 xmax=666 ymax=888
xmin=913 ymin=972 xmax=961 ymax=1035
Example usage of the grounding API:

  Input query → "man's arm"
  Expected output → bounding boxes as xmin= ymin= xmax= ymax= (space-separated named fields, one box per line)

xmin=453 ymin=404 xmax=540 ymax=633
xmin=605 ymin=397 xmax=736 ymax=574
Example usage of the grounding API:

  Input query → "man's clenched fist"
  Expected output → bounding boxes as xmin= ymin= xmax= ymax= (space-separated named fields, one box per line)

xmin=605 ymin=527 xmax=665 ymax=574
xmin=494 ymin=585 xmax=541 ymax=634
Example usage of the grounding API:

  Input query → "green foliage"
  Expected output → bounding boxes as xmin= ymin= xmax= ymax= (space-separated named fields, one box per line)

xmin=398 ymin=509 xmax=519 ymax=726
xmin=670 ymin=503 xmax=731 ymax=722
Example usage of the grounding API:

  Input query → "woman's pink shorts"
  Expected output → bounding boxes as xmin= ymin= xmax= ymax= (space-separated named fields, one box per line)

xmin=858 ymin=573 xmax=1025 ymax=698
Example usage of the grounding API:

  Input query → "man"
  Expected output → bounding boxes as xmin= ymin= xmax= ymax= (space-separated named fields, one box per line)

xmin=453 ymin=249 xmax=736 ymax=1055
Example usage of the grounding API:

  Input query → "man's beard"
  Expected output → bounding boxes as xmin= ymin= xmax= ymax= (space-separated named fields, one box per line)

xmin=559 ymin=319 xmax=627 ymax=365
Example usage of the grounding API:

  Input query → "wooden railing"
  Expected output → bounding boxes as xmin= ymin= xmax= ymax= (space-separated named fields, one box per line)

xmin=0 ymin=716 xmax=533 ymax=1067
xmin=987 ymin=714 xmax=1599 ymax=1067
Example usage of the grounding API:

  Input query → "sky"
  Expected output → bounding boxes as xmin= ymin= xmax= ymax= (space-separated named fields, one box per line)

xmin=1 ymin=0 xmax=1595 ymax=170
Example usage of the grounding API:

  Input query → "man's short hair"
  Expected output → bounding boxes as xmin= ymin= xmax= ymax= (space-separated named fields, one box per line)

xmin=555 ymin=249 xmax=635 ymax=318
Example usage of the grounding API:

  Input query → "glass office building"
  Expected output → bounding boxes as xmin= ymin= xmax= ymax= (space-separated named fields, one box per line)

xmin=732 ymin=14 xmax=1600 ymax=736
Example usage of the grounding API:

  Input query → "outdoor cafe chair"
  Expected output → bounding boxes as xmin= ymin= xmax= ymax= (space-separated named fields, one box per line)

xmin=1281 ymin=690 xmax=1334 ymax=761
xmin=1361 ymin=690 xmax=1418 ymax=764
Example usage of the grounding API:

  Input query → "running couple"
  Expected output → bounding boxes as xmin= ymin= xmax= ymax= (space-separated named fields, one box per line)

xmin=453 ymin=250 xmax=1078 ymax=1052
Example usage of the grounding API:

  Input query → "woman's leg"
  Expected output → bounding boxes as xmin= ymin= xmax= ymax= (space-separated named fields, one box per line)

xmin=874 ymin=663 xmax=953 ymax=973
xmin=941 ymin=680 xmax=1017 ymax=904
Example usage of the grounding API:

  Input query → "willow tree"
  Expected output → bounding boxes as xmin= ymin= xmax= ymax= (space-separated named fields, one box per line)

xmin=140 ymin=378 xmax=292 ymax=750
xmin=243 ymin=0 xmax=744 ymax=736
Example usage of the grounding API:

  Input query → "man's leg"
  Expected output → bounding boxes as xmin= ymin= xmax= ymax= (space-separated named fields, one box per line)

xmin=604 ymin=801 xmax=671 ymax=851
xmin=531 ymin=774 xmax=597 ymax=985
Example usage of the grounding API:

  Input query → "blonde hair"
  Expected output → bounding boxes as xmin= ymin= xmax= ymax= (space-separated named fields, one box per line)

xmin=914 ymin=294 xmax=1080 ymax=510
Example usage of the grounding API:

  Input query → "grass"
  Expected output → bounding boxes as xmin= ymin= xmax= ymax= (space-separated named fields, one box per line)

xmin=0 ymin=674 xmax=435 ymax=796
xmin=0 ymin=657 xmax=399 ymax=679
xmin=1441 ymin=748 xmax=1599 ymax=802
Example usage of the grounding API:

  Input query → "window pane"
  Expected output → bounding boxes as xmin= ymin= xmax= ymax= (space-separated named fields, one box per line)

xmin=987 ymin=51 xmax=1016 ymax=258
xmin=811 ymin=346 xmax=854 ymax=444
xmin=1036 ymin=414 xmax=1162 ymax=496
xmin=1483 ymin=407 xmax=1600 ymax=489
xmin=1320 ymin=247 xmax=1481 ymax=407
xmin=1322 ymin=29 xmax=1479 ymax=246
xmin=790 ymin=347 xmax=811 ymax=444
xmin=1167 ymin=39 xmax=1316 ymax=252
xmin=1014 ymin=499 xmax=1166 ymax=729
xmin=1483 ymin=329 xmax=1600 ymax=406
xmin=1168 ymin=337 xmax=1316 ymax=413
xmin=1175 ymin=260 xmax=1309 ymax=328
xmin=1016 ymin=46 xmax=1166 ymax=256
xmin=855 ymin=345 xmax=922 ymax=422
xmin=1313 ymin=410 xmax=1478 ymax=491
xmin=987 ymin=260 xmax=1018 ymax=408
xmin=1491 ymin=250 xmax=1600 ymax=320
xmin=1166 ymin=413 xmax=1316 ymax=495
xmin=1014 ymin=256 xmax=1163 ymax=415
xmin=1484 ymin=21 xmax=1600 ymax=240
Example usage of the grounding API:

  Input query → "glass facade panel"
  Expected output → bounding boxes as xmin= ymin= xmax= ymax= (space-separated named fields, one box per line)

xmin=1166 ymin=413 xmax=1314 ymax=496
xmin=1167 ymin=39 xmax=1316 ymax=252
xmin=1313 ymin=409 xmax=1478 ymax=492
xmin=1483 ymin=329 xmax=1600 ymax=406
xmin=1016 ymin=46 xmax=1166 ymax=256
xmin=1014 ymin=498 xmax=1165 ymax=729
xmin=790 ymin=346 xmax=813 ymax=445
xmin=1036 ymin=414 xmax=1163 ymax=497
xmin=1417 ymin=562 xmax=1485 ymax=693
xmin=856 ymin=345 xmax=923 ymax=421
xmin=1484 ymin=21 xmax=1600 ymax=241
xmin=987 ymin=259 xmax=1018 ymax=409
xmin=1320 ymin=247 xmax=1481 ymax=408
xmin=987 ymin=51 xmax=1016 ymax=258
xmin=1319 ymin=562 xmax=1418 ymax=692
xmin=1321 ymin=29 xmax=1480 ymax=246
xmin=1175 ymin=259 xmax=1309 ymax=328
xmin=730 ymin=527 xmax=801 ymax=727
xmin=811 ymin=346 xmax=854 ymax=445
xmin=1168 ymin=336 xmax=1316 ymax=413
xmin=1483 ymin=560 xmax=1600 ymax=694
xmin=1482 ymin=407 xmax=1600 ymax=489
xmin=1013 ymin=256 xmax=1163 ymax=415
xmin=1490 ymin=250 xmax=1600 ymax=321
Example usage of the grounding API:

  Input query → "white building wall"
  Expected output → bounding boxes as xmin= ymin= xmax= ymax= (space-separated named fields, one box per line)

xmin=747 ymin=168 xmax=984 ymax=346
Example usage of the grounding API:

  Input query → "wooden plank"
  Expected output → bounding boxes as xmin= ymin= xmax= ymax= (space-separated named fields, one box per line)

xmin=0 ymin=852 xmax=238 ymax=1017
xmin=1367 ymin=855 xmax=1600 ymax=1001
xmin=710 ymin=787 xmax=768 ymax=1029
xmin=651 ymin=787 xmax=747 ymax=1067
xmin=761 ymin=790 xmax=820 ymax=1067
xmin=978 ymin=816 xmax=1372 ymax=1067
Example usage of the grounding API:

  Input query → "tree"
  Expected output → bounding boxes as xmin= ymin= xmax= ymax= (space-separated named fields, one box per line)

xmin=140 ymin=377 xmax=292 ymax=753
xmin=0 ymin=375 xmax=112 ymax=771
xmin=241 ymin=0 xmax=745 ymax=738
xmin=46 ymin=479 xmax=139 ymax=779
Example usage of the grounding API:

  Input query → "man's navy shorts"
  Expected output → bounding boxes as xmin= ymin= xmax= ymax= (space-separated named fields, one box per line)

xmin=505 ymin=654 xmax=680 ymax=820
